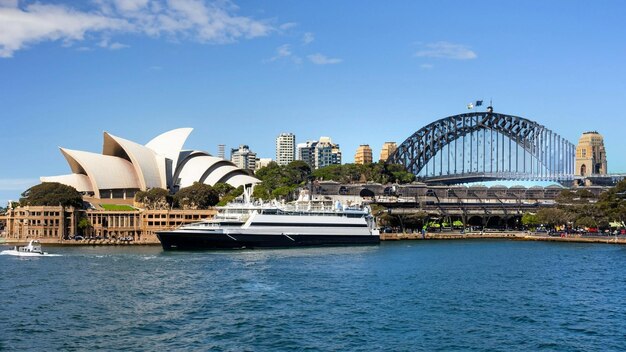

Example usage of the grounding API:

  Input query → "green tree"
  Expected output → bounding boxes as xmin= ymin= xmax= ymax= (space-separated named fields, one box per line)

xmin=77 ymin=218 xmax=92 ymax=236
xmin=310 ymin=162 xmax=415 ymax=184
xmin=521 ymin=212 xmax=540 ymax=228
xmin=536 ymin=208 xmax=570 ymax=229
xmin=596 ymin=181 xmax=626 ymax=226
xmin=574 ymin=216 xmax=596 ymax=228
xmin=252 ymin=183 xmax=272 ymax=201
xmin=213 ymin=182 xmax=235 ymax=198
xmin=173 ymin=182 xmax=219 ymax=209
xmin=20 ymin=182 xmax=83 ymax=208
xmin=254 ymin=161 xmax=312 ymax=200
xmin=135 ymin=188 xmax=172 ymax=210
xmin=215 ymin=184 xmax=244 ymax=206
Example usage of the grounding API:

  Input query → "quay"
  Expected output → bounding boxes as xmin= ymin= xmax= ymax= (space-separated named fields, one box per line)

xmin=2 ymin=232 xmax=626 ymax=246
xmin=0 ymin=237 xmax=160 ymax=246
xmin=381 ymin=231 xmax=626 ymax=245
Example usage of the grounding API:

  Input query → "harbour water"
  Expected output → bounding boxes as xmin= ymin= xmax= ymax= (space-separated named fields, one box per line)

xmin=1 ymin=240 xmax=625 ymax=351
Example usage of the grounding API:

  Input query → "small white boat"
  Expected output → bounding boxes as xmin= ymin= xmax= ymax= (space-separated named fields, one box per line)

xmin=1 ymin=240 xmax=48 ymax=256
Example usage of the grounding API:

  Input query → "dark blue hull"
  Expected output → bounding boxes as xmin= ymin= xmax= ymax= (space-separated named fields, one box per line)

xmin=156 ymin=231 xmax=380 ymax=250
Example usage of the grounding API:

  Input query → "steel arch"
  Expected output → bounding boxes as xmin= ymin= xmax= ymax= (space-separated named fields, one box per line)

xmin=387 ymin=112 xmax=575 ymax=183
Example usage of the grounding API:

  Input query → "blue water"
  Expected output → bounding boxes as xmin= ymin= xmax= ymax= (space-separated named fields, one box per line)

xmin=1 ymin=240 xmax=626 ymax=351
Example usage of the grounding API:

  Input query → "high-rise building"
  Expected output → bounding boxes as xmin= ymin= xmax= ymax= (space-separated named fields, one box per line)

xmin=354 ymin=145 xmax=373 ymax=164
xmin=255 ymin=158 xmax=273 ymax=171
xmin=276 ymin=133 xmax=296 ymax=166
xmin=315 ymin=137 xmax=341 ymax=169
xmin=575 ymin=131 xmax=607 ymax=176
xmin=297 ymin=138 xmax=342 ymax=169
xmin=230 ymin=145 xmax=257 ymax=172
xmin=379 ymin=142 xmax=397 ymax=162
xmin=297 ymin=141 xmax=316 ymax=169
xmin=217 ymin=144 xmax=225 ymax=159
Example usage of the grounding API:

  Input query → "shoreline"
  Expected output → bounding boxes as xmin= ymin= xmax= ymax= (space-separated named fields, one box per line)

xmin=0 ymin=238 xmax=161 ymax=246
xmin=2 ymin=232 xmax=626 ymax=246
xmin=381 ymin=231 xmax=626 ymax=244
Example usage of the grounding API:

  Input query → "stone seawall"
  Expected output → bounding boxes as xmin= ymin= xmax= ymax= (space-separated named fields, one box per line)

xmin=1 ymin=238 xmax=160 ymax=246
xmin=381 ymin=232 xmax=626 ymax=244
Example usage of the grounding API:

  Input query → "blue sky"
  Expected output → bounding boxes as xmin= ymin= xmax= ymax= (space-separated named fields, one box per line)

xmin=1 ymin=0 xmax=625 ymax=205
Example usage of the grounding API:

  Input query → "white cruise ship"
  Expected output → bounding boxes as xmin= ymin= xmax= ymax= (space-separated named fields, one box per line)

xmin=156 ymin=190 xmax=380 ymax=250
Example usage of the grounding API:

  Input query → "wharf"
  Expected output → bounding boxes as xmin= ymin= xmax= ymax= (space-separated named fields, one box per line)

xmin=381 ymin=231 xmax=626 ymax=245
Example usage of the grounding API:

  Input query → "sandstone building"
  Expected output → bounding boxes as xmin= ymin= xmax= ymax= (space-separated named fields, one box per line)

xmin=575 ymin=131 xmax=607 ymax=176
xmin=354 ymin=145 xmax=373 ymax=164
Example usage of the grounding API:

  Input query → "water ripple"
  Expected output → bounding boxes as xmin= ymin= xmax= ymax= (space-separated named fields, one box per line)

xmin=1 ymin=241 xmax=626 ymax=351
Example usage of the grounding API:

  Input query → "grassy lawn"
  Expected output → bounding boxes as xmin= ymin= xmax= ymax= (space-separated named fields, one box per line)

xmin=100 ymin=204 xmax=136 ymax=211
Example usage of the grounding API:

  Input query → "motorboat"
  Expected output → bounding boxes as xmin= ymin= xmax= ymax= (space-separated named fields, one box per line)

xmin=1 ymin=240 xmax=48 ymax=256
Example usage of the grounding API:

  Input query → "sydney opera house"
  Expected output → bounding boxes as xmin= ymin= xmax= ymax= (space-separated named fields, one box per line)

xmin=41 ymin=128 xmax=259 ymax=200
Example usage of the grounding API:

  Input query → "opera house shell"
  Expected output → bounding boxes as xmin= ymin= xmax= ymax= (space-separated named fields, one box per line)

xmin=41 ymin=128 xmax=259 ymax=199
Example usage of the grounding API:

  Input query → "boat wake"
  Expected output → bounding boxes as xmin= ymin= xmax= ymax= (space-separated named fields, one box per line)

xmin=0 ymin=250 xmax=63 ymax=257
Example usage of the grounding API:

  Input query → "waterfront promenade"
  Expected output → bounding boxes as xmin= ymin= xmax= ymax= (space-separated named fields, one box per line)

xmin=382 ymin=231 xmax=626 ymax=244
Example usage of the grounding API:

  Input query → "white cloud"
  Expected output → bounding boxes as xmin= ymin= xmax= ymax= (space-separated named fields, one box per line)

xmin=420 ymin=63 xmax=434 ymax=69
xmin=0 ymin=0 xmax=273 ymax=58
xmin=99 ymin=38 xmax=129 ymax=50
xmin=0 ymin=178 xmax=39 ymax=191
xmin=308 ymin=53 xmax=342 ymax=65
xmin=276 ymin=44 xmax=291 ymax=57
xmin=279 ymin=22 xmax=297 ymax=30
xmin=302 ymin=32 xmax=314 ymax=45
xmin=0 ymin=0 xmax=17 ymax=7
xmin=0 ymin=3 xmax=129 ymax=57
xmin=114 ymin=0 xmax=149 ymax=12
xmin=414 ymin=41 xmax=477 ymax=60
xmin=108 ymin=41 xmax=129 ymax=49
xmin=267 ymin=43 xmax=301 ymax=64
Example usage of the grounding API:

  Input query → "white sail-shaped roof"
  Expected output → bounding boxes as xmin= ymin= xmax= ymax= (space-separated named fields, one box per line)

xmin=175 ymin=154 xmax=259 ymax=189
xmin=145 ymin=128 xmax=193 ymax=171
xmin=58 ymin=148 xmax=140 ymax=198
xmin=41 ymin=128 xmax=259 ymax=199
xmin=40 ymin=174 xmax=94 ymax=193
xmin=103 ymin=132 xmax=165 ymax=190
xmin=203 ymin=165 xmax=249 ymax=186
xmin=176 ymin=155 xmax=233 ymax=188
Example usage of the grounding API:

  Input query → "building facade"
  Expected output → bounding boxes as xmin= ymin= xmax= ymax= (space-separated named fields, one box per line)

xmin=314 ymin=137 xmax=342 ymax=169
xmin=354 ymin=145 xmax=373 ymax=164
xmin=575 ymin=131 xmax=607 ymax=176
xmin=255 ymin=158 xmax=273 ymax=171
xmin=2 ymin=205 xmax=216 ymax=243
xmin=379 ymin=142 xmax=397 ymax=162
xmin=276 ymin=133 xmax=296 ymax=166
xmin=230 ymin=145 xmax=257 ymax=172
xmin=297 ymin=141 xmax=316 ymax=170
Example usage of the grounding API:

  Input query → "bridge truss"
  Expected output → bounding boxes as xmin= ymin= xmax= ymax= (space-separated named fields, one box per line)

xmin=388 ymin=112 xmax=575 ymax=184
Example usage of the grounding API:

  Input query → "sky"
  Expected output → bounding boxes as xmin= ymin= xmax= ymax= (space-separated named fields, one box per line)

xmin=1 ymin=0 xmax=625 ymax=205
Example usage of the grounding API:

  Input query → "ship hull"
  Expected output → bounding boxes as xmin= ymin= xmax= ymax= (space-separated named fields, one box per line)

xmin=156 ymin=231 xmax=380 ymax=250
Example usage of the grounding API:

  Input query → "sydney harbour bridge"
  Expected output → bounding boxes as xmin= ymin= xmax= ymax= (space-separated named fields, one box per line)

xmin=387 ymin=110 xmax=575 ymax=184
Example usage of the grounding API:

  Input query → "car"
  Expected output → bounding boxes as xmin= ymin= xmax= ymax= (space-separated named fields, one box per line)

xmin=74 ymin=236 xmax=84 ymax=241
